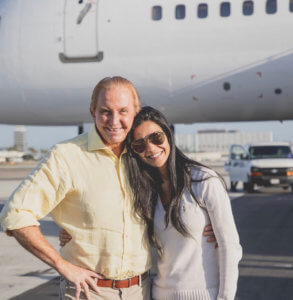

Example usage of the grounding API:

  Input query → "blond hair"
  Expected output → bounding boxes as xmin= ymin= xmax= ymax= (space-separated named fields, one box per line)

xmin=90 ymin=76 xmax=141 ymax=115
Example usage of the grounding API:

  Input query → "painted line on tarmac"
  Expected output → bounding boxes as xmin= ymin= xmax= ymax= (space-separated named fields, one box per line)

xmin=239 ymin=254 xmax=293 ymax=278
xmin=229 ymin=192 xmax=245 ymax=201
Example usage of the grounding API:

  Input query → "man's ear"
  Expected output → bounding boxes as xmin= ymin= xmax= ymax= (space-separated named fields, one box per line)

xmin=90 ymin=109 xmax=95 ymax=119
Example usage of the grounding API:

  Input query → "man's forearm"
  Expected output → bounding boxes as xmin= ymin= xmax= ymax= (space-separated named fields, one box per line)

xmin=12 ymin=225 xmax=104 ymax=299
xmin=11 ymin=226 xmax=65 ymax=273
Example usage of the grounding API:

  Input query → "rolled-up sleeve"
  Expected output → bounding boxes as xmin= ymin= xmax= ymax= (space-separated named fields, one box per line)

xmin=0 ymin=146 xmax=69 ymax=234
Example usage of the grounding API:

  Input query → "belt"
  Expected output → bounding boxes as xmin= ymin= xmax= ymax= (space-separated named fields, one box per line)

xmin=97 ymin=272 xmax=148 ymax=289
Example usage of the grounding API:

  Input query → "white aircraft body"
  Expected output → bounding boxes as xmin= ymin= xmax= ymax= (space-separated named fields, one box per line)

xmin=0 ymin=0 xmax=293 ymax=126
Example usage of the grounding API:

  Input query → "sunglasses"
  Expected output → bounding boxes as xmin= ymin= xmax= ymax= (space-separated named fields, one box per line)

xmin=131 ymin=131 xmax=166 ymax=154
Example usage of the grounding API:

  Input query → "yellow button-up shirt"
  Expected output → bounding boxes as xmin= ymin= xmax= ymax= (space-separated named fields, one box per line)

xmin=0 ymin=127 xmax=151 ymax=279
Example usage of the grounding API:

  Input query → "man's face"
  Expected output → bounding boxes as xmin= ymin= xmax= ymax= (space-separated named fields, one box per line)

xmin=92 ymin=85 xmax=136 ymax=149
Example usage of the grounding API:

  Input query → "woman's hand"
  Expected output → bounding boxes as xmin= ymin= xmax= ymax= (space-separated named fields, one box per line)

xmin=59 ymin=228 xmax=72 ymax=247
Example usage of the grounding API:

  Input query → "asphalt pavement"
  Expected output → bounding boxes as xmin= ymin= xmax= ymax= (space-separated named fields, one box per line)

xmin=233 ymin=189 xmax=293 ymax=300
xmin=1 ymin=164 xmax=293 ymax=300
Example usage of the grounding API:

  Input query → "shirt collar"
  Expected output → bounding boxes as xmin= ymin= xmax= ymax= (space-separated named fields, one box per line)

xmin=87 ymin=126 xmax=127 ymax=155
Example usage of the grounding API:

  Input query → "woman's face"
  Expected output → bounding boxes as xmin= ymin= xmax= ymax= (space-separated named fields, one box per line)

xmin=132 ymin=121 xmax=170 ymax=171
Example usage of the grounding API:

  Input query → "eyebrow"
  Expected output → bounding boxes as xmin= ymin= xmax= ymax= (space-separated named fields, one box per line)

xmin=99 ymin=106 xmax=129 ymax=110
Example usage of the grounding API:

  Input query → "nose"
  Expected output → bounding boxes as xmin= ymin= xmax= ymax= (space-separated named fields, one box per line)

xmin=109 ymin=111 xmax=120 ymax=126
xmin=144 ymin=139 xmax=157 ymax=153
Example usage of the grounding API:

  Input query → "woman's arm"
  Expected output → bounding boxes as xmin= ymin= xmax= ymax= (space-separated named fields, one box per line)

xmin=199 ymin=176 xmax=242 ymax=300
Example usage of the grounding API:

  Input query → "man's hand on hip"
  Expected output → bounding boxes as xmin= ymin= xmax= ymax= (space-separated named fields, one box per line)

xmin=57 ymin=259 xmax=104 ymax=300
xmin=203 ymin=224 xmax=218 ymax=248
xmin=11 ymin=226 xmax=103 ymax=300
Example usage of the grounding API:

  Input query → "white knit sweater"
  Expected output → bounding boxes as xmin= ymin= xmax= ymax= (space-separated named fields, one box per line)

xmin=152 ymin=168 xmax=242 ymax=300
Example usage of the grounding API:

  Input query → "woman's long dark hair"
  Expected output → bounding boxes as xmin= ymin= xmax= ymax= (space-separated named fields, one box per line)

xmin=125 ymin=106 xmax=224 ymax=250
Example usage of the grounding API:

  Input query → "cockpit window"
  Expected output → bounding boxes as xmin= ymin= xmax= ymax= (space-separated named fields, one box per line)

xmin=176 ymin=5 xmax=186 ymax=19
xmin=243 ymin=1 xmax=254 ymax=16
xmin=152 ymin=6 xmax=162 ymax=20
xmin=198 ymin=3 xmax=208 ymax=18
xmin=266 ymin=0 xmax=277 ymax=14
xmin=290 ymin=0 xmax=293 ymax=12
xmin=249 ymin=146 xmax=292 ymax=159
xmin=220 ymin=2 xmax=231 ymax=17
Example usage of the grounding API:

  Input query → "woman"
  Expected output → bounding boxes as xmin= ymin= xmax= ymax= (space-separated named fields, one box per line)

xmin=125 ymin=106 xmax=242 ymax=300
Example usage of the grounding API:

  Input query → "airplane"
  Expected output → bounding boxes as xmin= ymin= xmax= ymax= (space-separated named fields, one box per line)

xmin=0 ymin=0 xmax=293 ymax=130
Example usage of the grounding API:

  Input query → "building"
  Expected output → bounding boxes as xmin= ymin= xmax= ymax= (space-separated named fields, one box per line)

xmin=175 ymin=133 xmax=197 ymax=152
xmin=175 ymin=129 xmax=273 ymax=153
xmin=14 ymin=126 xmax=27 ymax=152
xmin=0 ymin=150 xmax=25 ymax=163
xmin=196 ymin=129 xmax=273 ymax=152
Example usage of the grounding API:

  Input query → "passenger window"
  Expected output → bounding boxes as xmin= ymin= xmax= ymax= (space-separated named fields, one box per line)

xmin=176 ymin=5 xmax=186 ymax=19
xmin=290 ymin=0 xmax=293 ymax=12
xmin=266 ymin=0 xmax=277 ymax=14
xmin=152 ymin=6 xmax=162 ymax=20
xmin=220 ymin=2 xmax=231 ymax=17
xmin=198 ymin=3 xmax=208 ymax=18
xmin=243 ymin=1 xmax=254 ymax=15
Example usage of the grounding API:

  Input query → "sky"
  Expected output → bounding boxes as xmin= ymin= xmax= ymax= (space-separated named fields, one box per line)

xmin=1 ymin=120 xmax=293 ymax=151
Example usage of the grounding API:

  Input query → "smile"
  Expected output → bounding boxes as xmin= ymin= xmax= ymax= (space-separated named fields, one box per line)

xmin=147 ymin=151 xmax=163 ymax=159
xmin=106 ymin=127 xmax=123 ymax=132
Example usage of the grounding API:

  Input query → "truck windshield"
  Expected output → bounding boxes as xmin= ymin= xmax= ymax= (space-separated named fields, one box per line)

xmin=249 ymin=146 xmax=293 ymax=159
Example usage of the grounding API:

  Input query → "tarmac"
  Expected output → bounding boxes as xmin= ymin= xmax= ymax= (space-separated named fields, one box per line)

xmin=0 ymin=163 xmax=60 ymax=299
xmin=0 ymin=162 xmax=242 ymax=299
xmin=2 ymin=161 xmax=293 ymax=299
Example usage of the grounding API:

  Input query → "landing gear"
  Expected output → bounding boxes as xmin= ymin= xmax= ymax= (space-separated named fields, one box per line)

xmin=230 ymin=181 xmax=238 ymax=192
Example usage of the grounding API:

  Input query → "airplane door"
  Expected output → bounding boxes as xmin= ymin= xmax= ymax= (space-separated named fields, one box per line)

xmin=59 ymin=0 xmax=103 ymax=63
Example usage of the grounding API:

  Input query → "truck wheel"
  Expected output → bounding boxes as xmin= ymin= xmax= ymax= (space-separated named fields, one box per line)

xmin=244 ymin=182 xmax=255 ymax=193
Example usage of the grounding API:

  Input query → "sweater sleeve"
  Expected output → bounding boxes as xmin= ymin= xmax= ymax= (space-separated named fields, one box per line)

xmin=196 ymin=174 xmax=242 ymax=300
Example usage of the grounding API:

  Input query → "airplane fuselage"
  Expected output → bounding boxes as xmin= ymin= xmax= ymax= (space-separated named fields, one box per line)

xmin=0 ymin=0 xmax=293 ymax=125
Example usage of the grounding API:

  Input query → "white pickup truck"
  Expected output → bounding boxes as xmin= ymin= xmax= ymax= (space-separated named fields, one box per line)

xmin=225 ymin=142 xmax=293 ymax=192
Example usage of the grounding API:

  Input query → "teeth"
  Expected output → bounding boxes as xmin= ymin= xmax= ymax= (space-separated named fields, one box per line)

xmin=107 ymin=128 xmax=122 ymax=132
xmin=148 ymin=152 xmax=161 ymax=159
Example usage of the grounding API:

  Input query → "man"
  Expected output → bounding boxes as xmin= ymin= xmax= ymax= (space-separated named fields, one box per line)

xmin=0 ymin=76 xmax=215 ymax=300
